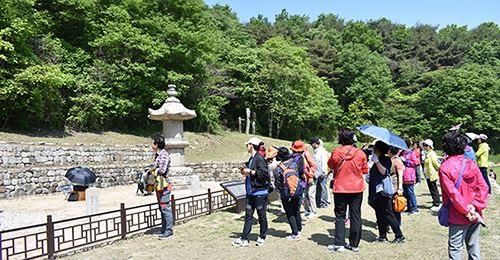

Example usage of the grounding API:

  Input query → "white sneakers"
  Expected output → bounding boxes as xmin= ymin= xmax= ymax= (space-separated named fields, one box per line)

xmin=232 ymin=238 xmax=249 ymax=247
xmin=286 ymin=234 xmax=301 ymax=241
xmin=306 ymin=212 xmax=318 ymax=219
xmin=256 ymin=237 xmax=265 ymax=246
xmin=232 ymin=237 xmax=265 ymax=247
xmin=430 ymin=205 xmax=442 ymax=211
xmin=327 ymin=244 xmax=346 ymax=252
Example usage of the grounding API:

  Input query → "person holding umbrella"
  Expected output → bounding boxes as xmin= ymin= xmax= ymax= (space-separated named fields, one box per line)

xmin=368 ymin=141 xmax=405 ymax=244
xmin=150 ymin=134 xmax=174 ymax=240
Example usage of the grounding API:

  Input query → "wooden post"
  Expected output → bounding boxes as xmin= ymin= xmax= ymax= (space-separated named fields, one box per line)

xmin=120 ymin=203 xmax=126 ymax=239
xmin=245 ymin=108 xmax=251 ymax=134
xmin=238 ymin=117 xmax=242 ymax=133
xmin=251 ymin=112 xmax=256 ymax=134
xmin=171 ymin=194 xmax=176 ymax=225
xmin=208 ymin=188 xmax=213 ymax=214
xmin=268 ymin=112 xmax=273 ymax=137
xmin=46 ymin=215 xmax=55 ymax=260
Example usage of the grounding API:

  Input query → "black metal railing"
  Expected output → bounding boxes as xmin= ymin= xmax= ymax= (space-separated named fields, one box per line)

xmin=0 ymin=189 xmax=236 ymax=259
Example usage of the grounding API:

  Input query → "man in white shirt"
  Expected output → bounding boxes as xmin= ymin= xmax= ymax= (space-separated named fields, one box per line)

xmin=311 ymin=137 xmax=330 ymax=208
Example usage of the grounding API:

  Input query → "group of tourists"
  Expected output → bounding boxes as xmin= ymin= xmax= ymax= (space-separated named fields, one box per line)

xmin=143 ymin=125 xmax=491 ymax=259
xmin=231 ymin=127 xmax=491 ymax=260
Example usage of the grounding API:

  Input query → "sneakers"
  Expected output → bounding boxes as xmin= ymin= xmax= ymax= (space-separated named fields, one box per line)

xmin=286 ymin=234 xmax=301 ymax=241
xmin=232 ymin=238 xmax=249 ymax=247
xmin=327 ymin=244 xmax=346 ymax=252
xmin=256 ymin=237 xmax=265 ymax=246
xmin=430 ymin=205 xmax=441 ymax=211
xmin=307 ymin=212 xmax=318 ymax=219
xmin=158 ymin=233 xmax=174 ymax=240
xmin=345 ymin=244 xmax=359 ymax=253
xmin=152 ymin=230 xmax=164 ymax=237
xmin=376 ymin=237 xmax=388 ymax=243
xmin=393 ymin=236 xmax=406 ymax=244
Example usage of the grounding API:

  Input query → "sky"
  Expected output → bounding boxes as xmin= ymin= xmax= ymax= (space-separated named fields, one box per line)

xmin=204 ymin=0 xmax=499 ymax=29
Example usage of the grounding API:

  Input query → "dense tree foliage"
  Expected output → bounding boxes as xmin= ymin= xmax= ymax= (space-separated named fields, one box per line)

xmin=1 ymin=1 xmax=499 ymax=148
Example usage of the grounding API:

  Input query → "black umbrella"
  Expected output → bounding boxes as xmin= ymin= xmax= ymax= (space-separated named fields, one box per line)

xmin=65 ymin=166 xmax=97 ymax=186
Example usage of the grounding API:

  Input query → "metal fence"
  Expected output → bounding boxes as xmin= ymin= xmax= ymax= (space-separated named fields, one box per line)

xmin=1 ymin=189 xmax=236 ymax=260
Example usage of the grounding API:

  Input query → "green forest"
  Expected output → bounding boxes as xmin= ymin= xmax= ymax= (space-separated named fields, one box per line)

xmin=1 ymin=0 xmax=499 ymax=147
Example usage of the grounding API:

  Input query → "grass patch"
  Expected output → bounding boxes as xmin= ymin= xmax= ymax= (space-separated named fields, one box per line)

xmin=62 ymin=185 xmax=500 ymax=260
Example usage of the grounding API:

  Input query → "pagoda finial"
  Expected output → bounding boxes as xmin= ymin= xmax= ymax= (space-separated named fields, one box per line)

xmin=167 ymin=84 xmax=178 ymax=98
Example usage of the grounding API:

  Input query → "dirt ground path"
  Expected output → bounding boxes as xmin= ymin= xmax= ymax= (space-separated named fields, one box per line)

xmin=62 ymin=183 xmax=500 ymax=260
xmin=0 ymin=182 xmax=222 ymax=230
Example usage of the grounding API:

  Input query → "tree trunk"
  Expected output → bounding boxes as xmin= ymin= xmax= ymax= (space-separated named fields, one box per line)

xmin=268 ymin=112 xmax=273 ymax=137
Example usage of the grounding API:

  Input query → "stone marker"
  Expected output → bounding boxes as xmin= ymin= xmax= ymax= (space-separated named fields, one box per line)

xmin=85 ymin=187 xmax=99 ymax=215
xmin=191 ymin=175 xmax=200 ymax=195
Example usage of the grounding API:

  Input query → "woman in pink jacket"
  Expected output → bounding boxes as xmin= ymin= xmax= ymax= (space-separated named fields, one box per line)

xmin=439 ymin=132 xmax=489 ymax=260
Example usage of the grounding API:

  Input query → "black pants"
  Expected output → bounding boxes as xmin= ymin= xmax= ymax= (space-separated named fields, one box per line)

xmin=241 ymin=195 xmax=268 ymax=240
xmin=426 ymin=179 xmax=441 ymax=206
xmin=374 ymin=196 xmax=403 ymax=239
xmin=479 ymin=167 xmax=491 ymax=194
xmin=282 ymin=197 xmax=302 ymax=236
xmin=333 ymin=192 xmax=363 ymax=247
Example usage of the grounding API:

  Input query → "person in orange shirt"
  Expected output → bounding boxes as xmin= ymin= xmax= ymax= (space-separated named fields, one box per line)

xmin=327 ymin=128 xmax=368 ymax=253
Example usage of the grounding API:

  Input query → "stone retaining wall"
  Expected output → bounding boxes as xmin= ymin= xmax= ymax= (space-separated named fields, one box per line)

xmin=0 ymin=141 xmax=152 ymax=168
xmin=0 ymin=142 xmax=244 ymax=198
xmin=187 ymin=161 xmax=243 ymax=182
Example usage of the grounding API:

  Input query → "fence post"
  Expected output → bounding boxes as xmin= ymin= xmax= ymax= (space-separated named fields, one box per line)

xmin=208 ymin=188 xmax=213 ymax=214
xmin=171 ymin=194 xmax=176 ymax=225
xmin=46 ymin=215 xmax=55 ymax=260
xmin=120 ymin=203 xmax=127 ymax=239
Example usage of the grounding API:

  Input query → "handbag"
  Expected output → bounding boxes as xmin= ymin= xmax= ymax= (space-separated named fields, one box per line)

xmin=393 ymin=194 xmax=407 ymax=213
xmin=438 ymin=155 xmax=466 ymax=227
xmin=381 ymin=174 xmax=394 ymax=197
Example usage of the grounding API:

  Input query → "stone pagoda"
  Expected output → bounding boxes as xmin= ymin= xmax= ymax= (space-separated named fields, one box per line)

xmin=148 ymin=84 xmax=197 ymax=189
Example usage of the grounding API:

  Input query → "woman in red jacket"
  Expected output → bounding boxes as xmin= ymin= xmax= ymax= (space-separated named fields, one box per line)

xmin=327 ymin=128 xmax=368 ymax=253
xmin=439 ymin=132 xmax=488 ymax=260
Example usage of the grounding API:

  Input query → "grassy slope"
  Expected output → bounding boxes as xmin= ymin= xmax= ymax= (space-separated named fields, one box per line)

xmin=0 ymin=130 xmax=293 ymax=163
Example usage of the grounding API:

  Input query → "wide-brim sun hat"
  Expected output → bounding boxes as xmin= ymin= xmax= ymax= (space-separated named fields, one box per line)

xmin=478 ymin=134 xmax=488 ymax=140
xmin=423 ymin=139 xmax=434 ymax=149
xmin=265 ymin=146 xmax=278 ymax=159
xmin=291 ymin=140 xmax=306 ymax=152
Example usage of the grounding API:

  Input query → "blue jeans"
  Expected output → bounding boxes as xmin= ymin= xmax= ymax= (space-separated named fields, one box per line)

xmin=403 ymin=184 xmax=418 ymax=212
xmin=157 ymin=189 xmax=173 ymax=236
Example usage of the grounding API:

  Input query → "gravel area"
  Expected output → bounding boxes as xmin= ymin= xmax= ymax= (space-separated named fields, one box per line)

xmin=0 ymin=182 xmax=222 ymax=230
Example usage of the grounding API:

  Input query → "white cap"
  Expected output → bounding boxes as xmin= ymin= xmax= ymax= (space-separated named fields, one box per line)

xmin=478 ymin=134 xmax=488 ymax=140
xmin=245 ymin=137 xmax=263 ymax=146
xmin=423 ymin=139 xmax=434 ymax=149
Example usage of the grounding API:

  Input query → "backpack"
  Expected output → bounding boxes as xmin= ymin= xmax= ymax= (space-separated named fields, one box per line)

xmin=279 ymin=163 xmax=304 ymax=199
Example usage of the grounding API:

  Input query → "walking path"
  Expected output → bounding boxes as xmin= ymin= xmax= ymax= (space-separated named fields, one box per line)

xmin=0 ymin=182 xmax=221 ymax=230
